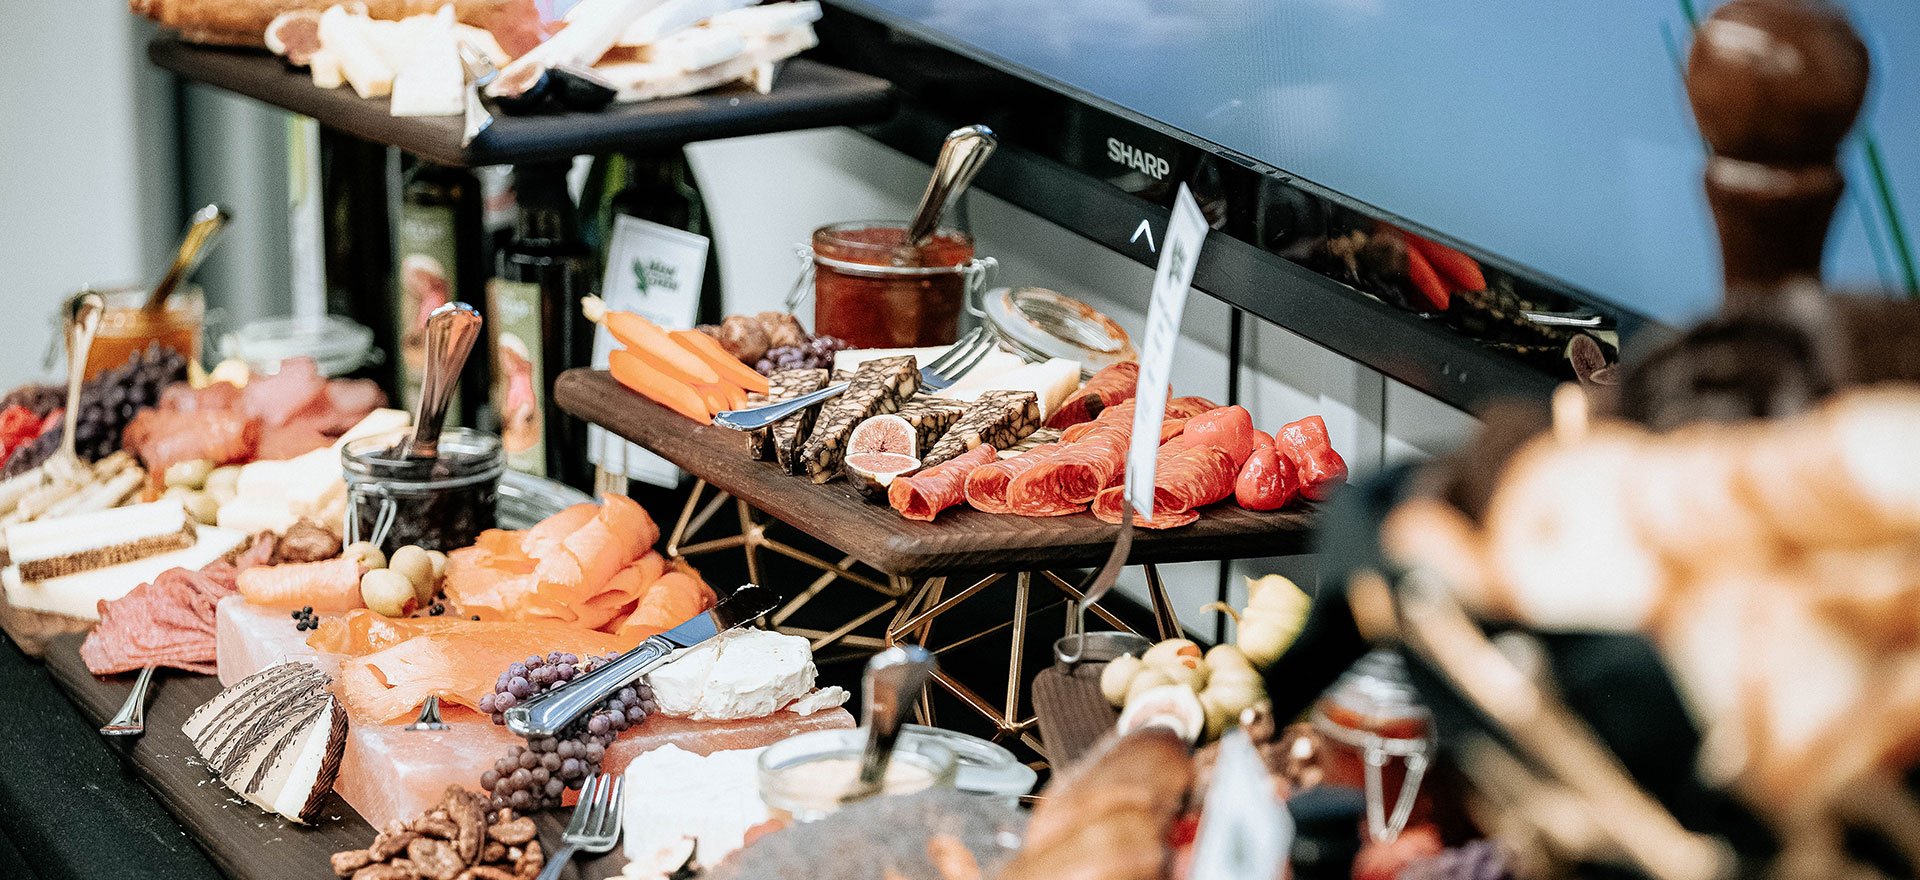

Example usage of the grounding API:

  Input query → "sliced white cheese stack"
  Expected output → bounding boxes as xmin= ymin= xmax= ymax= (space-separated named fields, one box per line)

xmin=937 ymin=356 xmax=1082 ymax=419
xmin=622 ymin=745 xmax=768 ymax=878
xmin=218 ymin=408 xmax=408 ymax=535
xmin=646 ymin=628 xmax=827 ymax=721
xmin=2 ymin=524 xmax=246 ymax=620
xmin=182 ymin=661 xmax=348 ymax=824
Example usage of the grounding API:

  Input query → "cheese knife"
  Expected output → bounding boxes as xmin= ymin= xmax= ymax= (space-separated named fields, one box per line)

xmin=504 ymin=583 xmax=781 ymax=737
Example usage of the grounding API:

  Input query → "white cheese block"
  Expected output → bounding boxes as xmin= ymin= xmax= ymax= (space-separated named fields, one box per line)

xmin=616 ymin=0 xmax=755 ymax=47
xmin=707 ymin=1 xmax=822 ymax=37
xmin=648 ymin=26 xmax=748 ymax=72
xmin=4 ymin=500 xmax=189 ymax=570
xmin=834 ymin=346 xmax=1024 ymax=382
xmin=786 ymin=686 xmax=849 ymax=716
xmin=3 ymin=525 xmax=247 ymax=620
xmin=622 ymin=745 xmax=768 ymax=877
xmin=390 ymin=8 xmax=464 ymax=117
xmin=645 ymin=628 xmax=816 ymax=721
xmin=937 ymin=356 xmax=1082 ymax=419
xmin=215 ymin=495 xmax=301 ymax=537
xmin=319 ymin=6 xmax=395 ymax=99
xmin=310 ymin=49 xmax=345 ymax=89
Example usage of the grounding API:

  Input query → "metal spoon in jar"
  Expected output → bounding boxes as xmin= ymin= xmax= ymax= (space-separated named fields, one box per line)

xmin=144 ymin=204 xmax=230 ymax=311
xmin=840 ymin=645 xmax=938 ymax=805
xmin=400 ymin=302 xmax=484 ymax=461
xmin=897 ymin=125 xmax=998 ymax=265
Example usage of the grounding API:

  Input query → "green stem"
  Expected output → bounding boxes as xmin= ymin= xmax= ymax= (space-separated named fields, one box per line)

xmin=1862 ymin=137 xmax=1919 ymax=298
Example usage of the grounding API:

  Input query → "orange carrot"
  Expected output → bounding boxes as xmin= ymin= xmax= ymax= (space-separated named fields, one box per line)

xmin=604 ymin=312 xmax=720 ymax=384
xmin=610 ymin=349 xmax=711 ymax=424
xmin=1402 ymin=243 xmax=1451 ymax=312
xmin=691 ymin=383 xmax=733 ymax=415
xmin=624 ymin=342 xmax=713 ymax=386
xmin=670 ymin=329 xmax=769 ymax=394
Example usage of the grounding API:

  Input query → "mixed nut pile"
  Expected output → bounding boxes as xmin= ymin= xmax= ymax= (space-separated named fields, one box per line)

xmin=331 ymin=786 xmax=544 ymax=880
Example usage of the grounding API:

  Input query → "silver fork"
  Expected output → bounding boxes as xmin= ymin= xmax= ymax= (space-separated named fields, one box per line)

xmin=100 ymin=665 xmax=157 ymax=736
xmin=537 ymin=772 xmax=625 ymax=880
xmin=711 ymin=327 xmax=996 ymax=432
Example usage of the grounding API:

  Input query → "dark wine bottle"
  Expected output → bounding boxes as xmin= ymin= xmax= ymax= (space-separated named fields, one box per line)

xmin=487 ymin=161 xmax=594 ymax=487
xmin=579 ymin=150 xmax=725 ymax=512
xmin=394 ymin=160 xmax=484 ymax=425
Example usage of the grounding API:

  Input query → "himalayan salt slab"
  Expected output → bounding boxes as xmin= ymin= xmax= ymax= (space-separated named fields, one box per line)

xmin=214 ymin=595 xmax=854 ymax=830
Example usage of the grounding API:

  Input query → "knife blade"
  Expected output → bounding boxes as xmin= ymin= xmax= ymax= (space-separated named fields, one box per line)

xmin=504 ymin=583 xmax=781 ymax=737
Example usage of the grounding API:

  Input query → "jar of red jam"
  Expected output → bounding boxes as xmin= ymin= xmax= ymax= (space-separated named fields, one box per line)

xmin=799 ymin=221 xmax=997 ymax=349
xmin=1309 ymin=650 xmax=1435 ymax=843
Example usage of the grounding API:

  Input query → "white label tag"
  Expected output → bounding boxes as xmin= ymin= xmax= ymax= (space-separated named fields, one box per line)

xmin=1189 ymin=729 xmax=1292 ymax=880
xmin=1126 ymin=185 xmax=1208 ymax=520
xmin=591 ymin=215 xmax=710 ymax=487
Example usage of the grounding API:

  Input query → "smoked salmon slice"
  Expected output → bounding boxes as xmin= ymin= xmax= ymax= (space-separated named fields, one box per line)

xmin=441 ymin=494 xmax=673 ymax=635
xmin=238 ymin=557 xmax=366 ymax=611
xmin=333 ymin=621 xmax=637 ymax=723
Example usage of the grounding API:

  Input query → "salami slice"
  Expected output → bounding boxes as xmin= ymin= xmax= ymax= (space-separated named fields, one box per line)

xmin=968 ymin=443 xmax=1077 ymax=515
xmin=81 ymin=534 xmax=275 ymax=676
xmin=1046 ymin=362 xmax=1140 ymax=429
xmin=889 ymin=443 xmax=999 ymax=522
xmin=1091 ymin=443 xmax=1237 ymax=529
xmin=1168 ymin=396 xmax=1221 ymax=419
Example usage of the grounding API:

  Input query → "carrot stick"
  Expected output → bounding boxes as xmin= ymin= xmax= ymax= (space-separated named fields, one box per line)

xmin=604 ymin=312 xmax=720 ymax=384
xmin=1402 ymin=230 xmax=1487 ymax=293
xmin=610 ymin=349 xmax=712 ymax=424
xmin=1402 ymin=243 xmax=1451 ymax=311
xmin=670 ymin=329 xmax=769 ymax=394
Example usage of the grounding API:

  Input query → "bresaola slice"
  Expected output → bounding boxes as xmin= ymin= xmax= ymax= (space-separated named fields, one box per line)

xmin=183 ymin=661 xmax=348 ymax=824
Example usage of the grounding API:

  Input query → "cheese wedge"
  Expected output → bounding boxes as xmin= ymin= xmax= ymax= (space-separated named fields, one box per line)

xmin=319 ymin=6 xmax=395 ymax=99
xmin=646 ymin=629 xmax=819 ymax=721
xmin=184 ymin=661 xmax=348 ymax=824
xmin=937 ymin=357 xmax=1082 ymax=420
xmin=3 ymin=524 xmax=247 ymax=620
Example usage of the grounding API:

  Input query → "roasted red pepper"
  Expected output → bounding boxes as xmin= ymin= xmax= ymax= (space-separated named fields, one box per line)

xmin=0 ymin=405 xmax=44 ymax=465
xmin=1401 ymin=242 xmax=1451 ymax=312
xmin=1276 ymin=415 xmax=1348 ymax=502
xmin=1235 ymin=439 xmax=1300 ymax=511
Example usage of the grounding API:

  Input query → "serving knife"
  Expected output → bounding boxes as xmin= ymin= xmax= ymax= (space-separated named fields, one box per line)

xmin=504 ymin=583 xmax=781 ymax=737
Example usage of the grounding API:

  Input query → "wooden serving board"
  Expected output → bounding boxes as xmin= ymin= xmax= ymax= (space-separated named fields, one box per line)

xmin=42 ymin=636 xmax=626 ymax=880
xmin=148 ymin=39 xmax=895 ymax=168
xmin=556 ymin=369 xmax=1316 ymax=577
xmin=1031 ymin=663 xmax=1118 ymax=768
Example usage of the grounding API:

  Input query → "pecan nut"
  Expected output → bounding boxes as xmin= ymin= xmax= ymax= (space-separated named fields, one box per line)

xmin=408 ymin=838 xmax=466 ymax=880
xmin=483 ymin=842 xmax=507 ymax=863
xmin=352 ymin=865 xmax=418 ymax=880
xmin=445 ymin=786 xmax=489 ymax=864
xmin=458 ymin=868 xmax=518 ymax=880
xmin=513 ymin=839 xmax=543 ymax=880
xmin=370 ymin=830 xmax=420 ymax=862
xmin=331 ymin=850 xmax=376 ymax=877
xmin=415 ymin=817 xmax=460 ymax=840
xmin=487 ymin=817 xmax=537 ymax=846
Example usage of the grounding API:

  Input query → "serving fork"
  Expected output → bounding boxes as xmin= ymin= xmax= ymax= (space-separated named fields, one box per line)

xmin=536 ymin=772 xmax=625 ymax=880
xmin=711 ymin=327 xmax=998 ymax=431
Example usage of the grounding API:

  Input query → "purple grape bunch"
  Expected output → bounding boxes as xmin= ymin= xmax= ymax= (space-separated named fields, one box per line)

xmin=753 ymin=335 xmax=849 ymax=374
xmin=477 ymin=651 xmax=658 ymax=812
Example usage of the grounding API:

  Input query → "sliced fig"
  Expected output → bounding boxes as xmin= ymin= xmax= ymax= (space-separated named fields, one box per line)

xmin=848 ymin=413 xmax=918 ymax=459
xmin=845 ymin=451 xmax=920 ymax=503
xmin=550 ymin=64 xmax=619 ymax=112
xmin=265 ymin=10 xmax=324 ymax=67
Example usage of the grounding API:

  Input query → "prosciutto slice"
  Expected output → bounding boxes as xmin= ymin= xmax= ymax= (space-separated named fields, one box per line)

xmin=967 ymin=443 xmax=1085 ymax=516
xmin=1046 ymin=362 xmax=1140 ymax=429
xmin=1091 ymin=440 xmax=1237 ymax=529
xmin=889 ymin=444 xmax=998 ymax=522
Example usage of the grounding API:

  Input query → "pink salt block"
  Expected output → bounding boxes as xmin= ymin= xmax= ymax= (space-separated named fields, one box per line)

xmin=214 ymin=594 xmax=854 ymax=830
xmin=217 ymin=594 xmax=339 ymax=685
xmin=337 ymin=705 xmax=853 ymax=830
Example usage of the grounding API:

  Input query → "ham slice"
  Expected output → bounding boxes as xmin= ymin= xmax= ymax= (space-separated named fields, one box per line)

xmin=889 ymin=444 xmax=997 ymax=522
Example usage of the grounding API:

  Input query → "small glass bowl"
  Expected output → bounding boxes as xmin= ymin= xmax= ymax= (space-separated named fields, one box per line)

xmin=757 ymin=727 xmax=958 ymax=824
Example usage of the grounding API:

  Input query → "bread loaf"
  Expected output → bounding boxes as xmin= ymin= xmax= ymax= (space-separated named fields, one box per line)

xmin=133 ymin=0 xmax=545 ymax=57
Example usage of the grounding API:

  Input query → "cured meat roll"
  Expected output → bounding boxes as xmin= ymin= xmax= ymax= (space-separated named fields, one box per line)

xmin=889 ymin=444 xmax=998 ymax=522
xmin=1091 ymin=442 xmax=1237 ymax=529
xmin=1046 ymin=361 xmax=1140 ymax=429
xmin=966 ymin=443 xmax=1085 ymax=517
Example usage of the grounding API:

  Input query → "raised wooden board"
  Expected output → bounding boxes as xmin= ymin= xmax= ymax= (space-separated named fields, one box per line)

xmin=43 ymin=636 xmax=626 ymax=880
xmin=148 ymin=38 xmax=895 ymax=167
xmin=556 ymin=369 xmax=1316 ymax=576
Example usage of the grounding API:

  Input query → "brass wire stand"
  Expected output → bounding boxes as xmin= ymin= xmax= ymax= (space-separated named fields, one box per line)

xmin=660 ymin=478 xmax=1187 ymax=749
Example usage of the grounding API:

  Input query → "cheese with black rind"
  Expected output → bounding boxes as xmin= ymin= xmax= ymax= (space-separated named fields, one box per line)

xmin=799 ymin=356 xmax=919 ymax=483
xmin=892 ymin=397 xmax=970 ymax=457
xmin=746 ymin=368 xmax=828 ymax=465
xmin=922 ymin=390 xmax=1040 ymax=468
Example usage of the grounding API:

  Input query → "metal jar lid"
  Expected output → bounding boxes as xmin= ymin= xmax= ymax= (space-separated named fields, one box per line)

xmin=979 ymin=287 xmax=1135 ymax=374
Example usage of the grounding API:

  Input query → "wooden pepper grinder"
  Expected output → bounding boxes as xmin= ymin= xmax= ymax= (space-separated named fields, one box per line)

xmin=1685 ymin=0 xmax=1869 ymax=301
